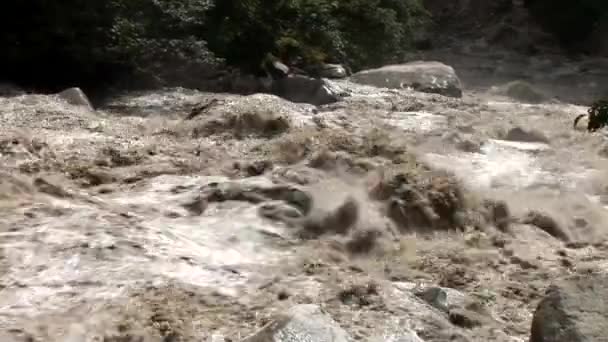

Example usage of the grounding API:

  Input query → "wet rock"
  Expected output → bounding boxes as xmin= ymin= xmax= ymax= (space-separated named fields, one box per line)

xmin=509 ymin=256 xmax=540 ymax=270
xmin=491 ymin=80 xmax=547 ymax=104
xmin=259 ymin=201 xmax=306 ymax=221
xmin=188 ymin=94 xmax=315 ymax=138
xmin=102 ymin=87 xmax=215 ymax=117
xmin=350 ymin=61 xmax=463 ymax=98
xmin=439 ymin=266 xmax=479 ymax=290
xmin=381 ymin=170 xmax=467 ymax=233
xmin=241 ymin=304 xmax=352 ymax=342
xmin=319 ymin=64 xmax=348 ymax=79
xmin=200 ymin=180 xmax=313 ymax=216
xmin=456 ymin=138 xmax=483 ymax=153
xmin=482 ymin=199 xmax=511 ymax=232
xmin=181 ymin=196 xmax=208 ymax=216
xmin=338 ymin=281 xmax=381 ymax=307
xmin=504 ymin=127 xmax=549 ymax=144
xmin=416 ymin=286 xmax=448 ymax=312
xmin=68 ymin=167 xmax=117 ymax=187
xmin=308 ymin=150 xmax=358 ymax=171
xmin=522 ymin=210 xmax=571 ymax=242
xmin=298 ymin=196 xmax=360 ymax=238
xmin=415 ymin=286 xmax=465 ymax=313
xmin=195 ymin=107 xmax=290 ymax=139
xmin=33 ymin=177 xmax=72 ymax=198
xmin=271 ymin=75 xmax=341 ymax=106
xmin=185 ymin=98 xmax=223 ymax=120
xmin=444 ymin=132 xmax=483 ymax=153
xmin=57 ymin=87 xmax=94 ymax=111
xmin=530 ymin=273 xmax=608 ymax=342
xmin=346 ymin=228 xmax=383 ymax=254
xmin=449 ymin=309 xmax=487 ymax=329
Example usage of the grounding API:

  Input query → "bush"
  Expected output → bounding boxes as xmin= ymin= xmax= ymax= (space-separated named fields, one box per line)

xmin=108 ymin=0 xmax=220 ymax=88
xmin=0 ymin=0 xmax=219 ymax=92
xmin=204 ymin=0 xmax=430 ymax=74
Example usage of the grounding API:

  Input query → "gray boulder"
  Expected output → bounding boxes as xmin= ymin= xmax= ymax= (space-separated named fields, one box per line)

xmin=350 ymin=61 xmax=463 ymax=98
xmin=530 ymin=273 xmax=608 ymax=342
xmin=271 ymin=75 xmax=341 ymax=106
xmin=57 ymin=87 xmax=93 ymax=111
xmin=504 ymin=127 xmax=549 ymax=144
xmin=241 ymin=304 xmax=352 ymax=342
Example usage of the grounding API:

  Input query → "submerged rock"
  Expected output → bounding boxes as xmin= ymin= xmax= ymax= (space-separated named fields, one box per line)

xmin=350 ymin=61 xmax=463 ymax=98
xmin=271 ymin=75 xmax=342 ymax=106
xmin=504 ymin=127 xmax=549 ymax=144
xmin=522 ymin=210 xmax=571 ymax=242
xmin=241 ymin=304 xmax=352 ymax=342
xmin=490 ymin=80 xmax=547 ymax=104
xmin=57 ymin=87 xmax=94 ymax=111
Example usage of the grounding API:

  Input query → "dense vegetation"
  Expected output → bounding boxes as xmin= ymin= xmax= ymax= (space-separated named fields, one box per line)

xmin=1 ymin=0 xmax=605 ymax=94
xmin=0 ymin=0 xmax=429 ymax=93
xmin=523 ymin=0 xmax=608 ymax=54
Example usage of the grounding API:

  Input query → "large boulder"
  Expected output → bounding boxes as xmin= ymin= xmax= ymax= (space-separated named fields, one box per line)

xmin=530 ymin=273 xmax=608 ymax=342
xmin=350 ymin=61 xmax=463 ymax=98
xmin=241 ymin=304 xmax=352 ymax=342
xmin=271 ymin=75 xmax=342 ymax=106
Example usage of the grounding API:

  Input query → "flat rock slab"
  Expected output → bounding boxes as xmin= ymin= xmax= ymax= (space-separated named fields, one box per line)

xmin=530 ymin=273 xmax=608 ymax=342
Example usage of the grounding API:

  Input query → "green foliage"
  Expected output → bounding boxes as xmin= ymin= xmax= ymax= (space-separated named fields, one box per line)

xmin=205 ymin=0 xmax=430 ymax=74
xmin=107 ymin=0 xmax=220 ymax=88
xmin=523 ymin=0 xmax=608 ymax=52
